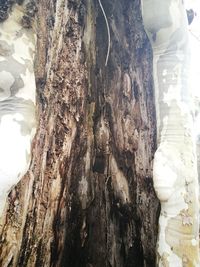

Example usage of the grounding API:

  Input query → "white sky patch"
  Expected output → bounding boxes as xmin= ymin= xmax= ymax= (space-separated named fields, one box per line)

xmin=0 ymin=115 xmax=30 ymax=178
xmin=16 ymin=70 xmax=36 ymax=102
xmin=0 ymin=114 xmax=31 ymax=215
xmin=185 ymin=1 xmax=200 ymax=135
xmin=13 ymin=33 xmax=35 ymax=64
xmin=187 ymin=1 xmax=200 ymax=97
xmin=163 ymin=85 xmax=181 ymax=104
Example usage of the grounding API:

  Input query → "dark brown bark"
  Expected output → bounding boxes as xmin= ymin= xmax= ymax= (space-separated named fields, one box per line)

xmin=0 ymin=0 xmax=159 ymax=266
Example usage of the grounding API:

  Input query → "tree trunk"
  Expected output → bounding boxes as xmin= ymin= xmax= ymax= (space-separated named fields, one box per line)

xmin=0 ymin=0 xmax=159 ymax=266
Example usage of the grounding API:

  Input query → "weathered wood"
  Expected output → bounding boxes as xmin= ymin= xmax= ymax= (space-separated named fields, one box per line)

xmin=0 ymin=1 xmax=159 ymax=266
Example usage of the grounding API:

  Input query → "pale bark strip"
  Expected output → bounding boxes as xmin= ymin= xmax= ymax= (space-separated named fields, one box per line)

xmin=141 ymin=0 xmax=200 ymax=266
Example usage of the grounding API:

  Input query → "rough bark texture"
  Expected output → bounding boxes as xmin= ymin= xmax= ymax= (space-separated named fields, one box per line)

xmin=0 ymin=0 xmax=159 ymax=266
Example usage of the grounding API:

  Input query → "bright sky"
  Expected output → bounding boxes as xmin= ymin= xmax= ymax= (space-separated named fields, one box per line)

xmin=187 ymin=1 xmax=200 ymax=98
xmin=185 ymin=0 xmax=200 ymax=135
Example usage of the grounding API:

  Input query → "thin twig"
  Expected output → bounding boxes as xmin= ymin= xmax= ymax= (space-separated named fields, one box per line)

xmin=98 ymin=0 xmax=111 ymax=66
xmin=189 ymin=29 xmax=200 ymax=43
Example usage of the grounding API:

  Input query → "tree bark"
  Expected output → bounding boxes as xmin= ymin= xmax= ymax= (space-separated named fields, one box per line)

xmin=0 ymin=0 xmax=159 ymax=266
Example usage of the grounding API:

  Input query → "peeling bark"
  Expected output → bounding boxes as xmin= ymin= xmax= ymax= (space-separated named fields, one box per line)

xmin=0 ymin=1 xmax=159 ymax=266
